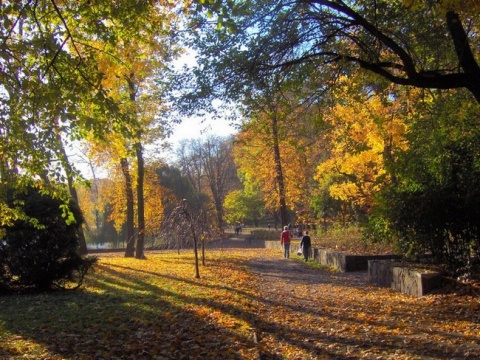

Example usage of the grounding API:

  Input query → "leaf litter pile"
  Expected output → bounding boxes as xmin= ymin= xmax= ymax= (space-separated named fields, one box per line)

xmin=0 ymin=247 xmax=479 ymax=359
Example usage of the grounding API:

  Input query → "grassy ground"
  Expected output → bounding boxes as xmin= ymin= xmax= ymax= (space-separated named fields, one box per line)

xmin=0 ymin=249 xmax=266 ymax=359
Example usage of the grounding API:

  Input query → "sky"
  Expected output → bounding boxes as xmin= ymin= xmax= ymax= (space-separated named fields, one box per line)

xmin=168 ymin=115 xmax=236 ymax=144
xmin=164 ymin=51 xmax=238 ymax=149
xmin=160 ymin=115 xmax=237 ymax=166
xmin=67 ymin=115 xmax=237 ymax=179
xmin=166 ymin=49 xmax=239 ymax=147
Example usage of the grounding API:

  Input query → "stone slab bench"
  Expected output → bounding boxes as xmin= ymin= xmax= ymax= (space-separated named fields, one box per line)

xmin=264 ymin=241 xmax=443 ymax=297
xmin=314 ymin=249 xmax=401 ymax=272
xmin=368 ymin=259 xmax=403 ymax=287
xmin=264 ymin=241 xmax=400 ymax=272
xmin=369 ymin=259 xmax=443 ymax=297
xmin=391 ymin=266 xmax=443 ymax=297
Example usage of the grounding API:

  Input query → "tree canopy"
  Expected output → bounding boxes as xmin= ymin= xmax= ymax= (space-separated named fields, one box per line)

xmin=0 ymin=1 xmax=178 ymax=219
xmin=188 ymin=0 xmax=480 ymax=103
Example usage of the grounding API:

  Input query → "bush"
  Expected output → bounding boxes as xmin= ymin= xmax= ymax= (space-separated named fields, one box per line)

xmin=0 ymin=187 xmax=96 ymax=292
xmin=369 ymin=141 xmax=480 ymax=279
xmin=315 ymin=225 xmax=396 ymax=255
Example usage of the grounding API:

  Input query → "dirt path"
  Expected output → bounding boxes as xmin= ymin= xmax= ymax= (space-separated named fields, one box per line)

xmin=244 ymin=252 xmax=480 ymax=360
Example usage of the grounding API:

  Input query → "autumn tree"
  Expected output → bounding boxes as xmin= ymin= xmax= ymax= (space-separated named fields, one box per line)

xmin=0 ymin=1 xmax=101 ymax=242
xmin=179 ymin=5 xmax=334 ymax=227
xmin=175 ymin=136 xmax=240 ymax=228
xmin=78 ymin=151 xmax=169 ymax=250
xmin=77 ymin=178 xmax=120 ymax=248
xmin=184 ymin=0 xmax=480 ymax=278
xmin=0 ymin=1 xmax=180 ymax=259
xmin=314 ymin=76 xmax=410 ymax=223
xmin=232 ymin=77 xmax=323 ymax=227
xmin=234 ymin=108 xmax=290 ymax=226
xmin=223 ymin=188 xmax=265 ymax=227
xmin=73 ymin=0 xmax=179 ymax=258
xmin=367 ymin=89 xmax=480 ymax=277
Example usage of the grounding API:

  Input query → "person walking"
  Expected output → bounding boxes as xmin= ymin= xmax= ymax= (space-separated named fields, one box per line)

xmin=300 ymin=231 xmax=312 ymax=262
xmin=280 ymin=226 xmax=292 ymax=259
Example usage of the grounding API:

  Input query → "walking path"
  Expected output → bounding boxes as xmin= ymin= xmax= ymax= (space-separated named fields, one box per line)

xmin=226 ymin=237 xmax=480 ymax=359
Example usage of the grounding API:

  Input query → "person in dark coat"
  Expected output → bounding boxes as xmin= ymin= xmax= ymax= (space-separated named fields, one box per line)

xmin=300 ymin=231 xmax=312 ymax=262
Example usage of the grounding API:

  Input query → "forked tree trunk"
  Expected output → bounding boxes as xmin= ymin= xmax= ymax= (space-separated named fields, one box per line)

xmin=126 ymin=75 xmax=146 ymax=260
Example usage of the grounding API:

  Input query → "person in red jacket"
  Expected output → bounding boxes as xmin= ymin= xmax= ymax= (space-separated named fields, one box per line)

xmin=280 ymin=226 xmax=292 ymax=259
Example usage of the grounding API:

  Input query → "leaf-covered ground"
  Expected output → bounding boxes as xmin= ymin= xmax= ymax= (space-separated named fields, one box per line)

xmin=0 ymin=244 xmax=479 ymax=359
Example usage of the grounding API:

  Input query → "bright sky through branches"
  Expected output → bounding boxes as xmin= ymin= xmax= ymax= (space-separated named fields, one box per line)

xmin=169 ymin=115 xmax=235 ymax=144
xmin=168 ymin=50 xmax=237 ymax=145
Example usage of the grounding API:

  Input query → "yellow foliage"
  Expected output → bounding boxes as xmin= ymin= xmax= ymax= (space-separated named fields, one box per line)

xmin=315 ymin=78 xmax=412 ymax=210
xmin=77 ymin=164 xmax=169 ymax=237
xmin=234 ymin=109 xmax=313 ymax=213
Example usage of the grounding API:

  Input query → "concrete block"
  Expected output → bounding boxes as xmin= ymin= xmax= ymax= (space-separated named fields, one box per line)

xmin=368 ymin=259 xmax=403 ymax=287
xmin=392 ymin=266 xmax=442 ymax=297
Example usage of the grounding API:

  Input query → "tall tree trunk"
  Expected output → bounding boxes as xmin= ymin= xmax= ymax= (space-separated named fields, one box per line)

xmin=271 ymin=114 xmax=289 ymax=227
xmin=135 ymin=140 xmax=146 ymax=259
xmin=209 ymin=173 xmax=224 ymax=228
xmin=121 ymin=158 xmax=135 ymax=257
xmin=214 ymin=195 xmax=223 ymax=228
xmin=126 ymin=74 xmax=146 ymax=260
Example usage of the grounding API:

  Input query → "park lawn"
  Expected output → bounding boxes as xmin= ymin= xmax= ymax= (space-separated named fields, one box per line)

xmin=0 ymin=249 xmax=271 ymax=359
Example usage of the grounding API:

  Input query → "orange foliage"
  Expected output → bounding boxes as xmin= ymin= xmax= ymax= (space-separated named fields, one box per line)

xmin=77 ymin=163 xmax=170 ymax=237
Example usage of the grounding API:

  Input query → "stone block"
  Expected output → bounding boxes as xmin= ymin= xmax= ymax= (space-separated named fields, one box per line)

xmin=391 ymin=266 xmax=442 ymax=297
xmin=315 ymin=250 xmax=401 ymax=272
xmin=368 ymin=259 xmax=403 ymax=287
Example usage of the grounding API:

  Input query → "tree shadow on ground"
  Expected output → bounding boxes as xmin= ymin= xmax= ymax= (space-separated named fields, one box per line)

xmin=1 ymin=251 xmax=478 ymax=359
xmin=245 ymin=256 xmax=480 ymax=359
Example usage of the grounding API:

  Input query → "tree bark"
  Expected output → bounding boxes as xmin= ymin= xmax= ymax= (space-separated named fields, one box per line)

xmin=446 ymin=10 xmax=480 ymax=103
xmin=135 ymin=140 xmax=146 ymax=259
xmin=271 ymin=114 xmax=289 ymax=227
xmin=126 ymin=74 xmax=146 ymax=260
xmin=121 ymin=158 xmax=136 ymax=257
xmin=252 ymin=1 xmax=480 ymax=103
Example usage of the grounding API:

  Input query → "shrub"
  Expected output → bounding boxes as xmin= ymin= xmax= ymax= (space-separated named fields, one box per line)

xmin=315 ymin=225 xmax=395 ymax=255
xmin=0 ymin=187 xmax=96 ymax=292
xmin=369 ymin=141 xmax=480 ymax=279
